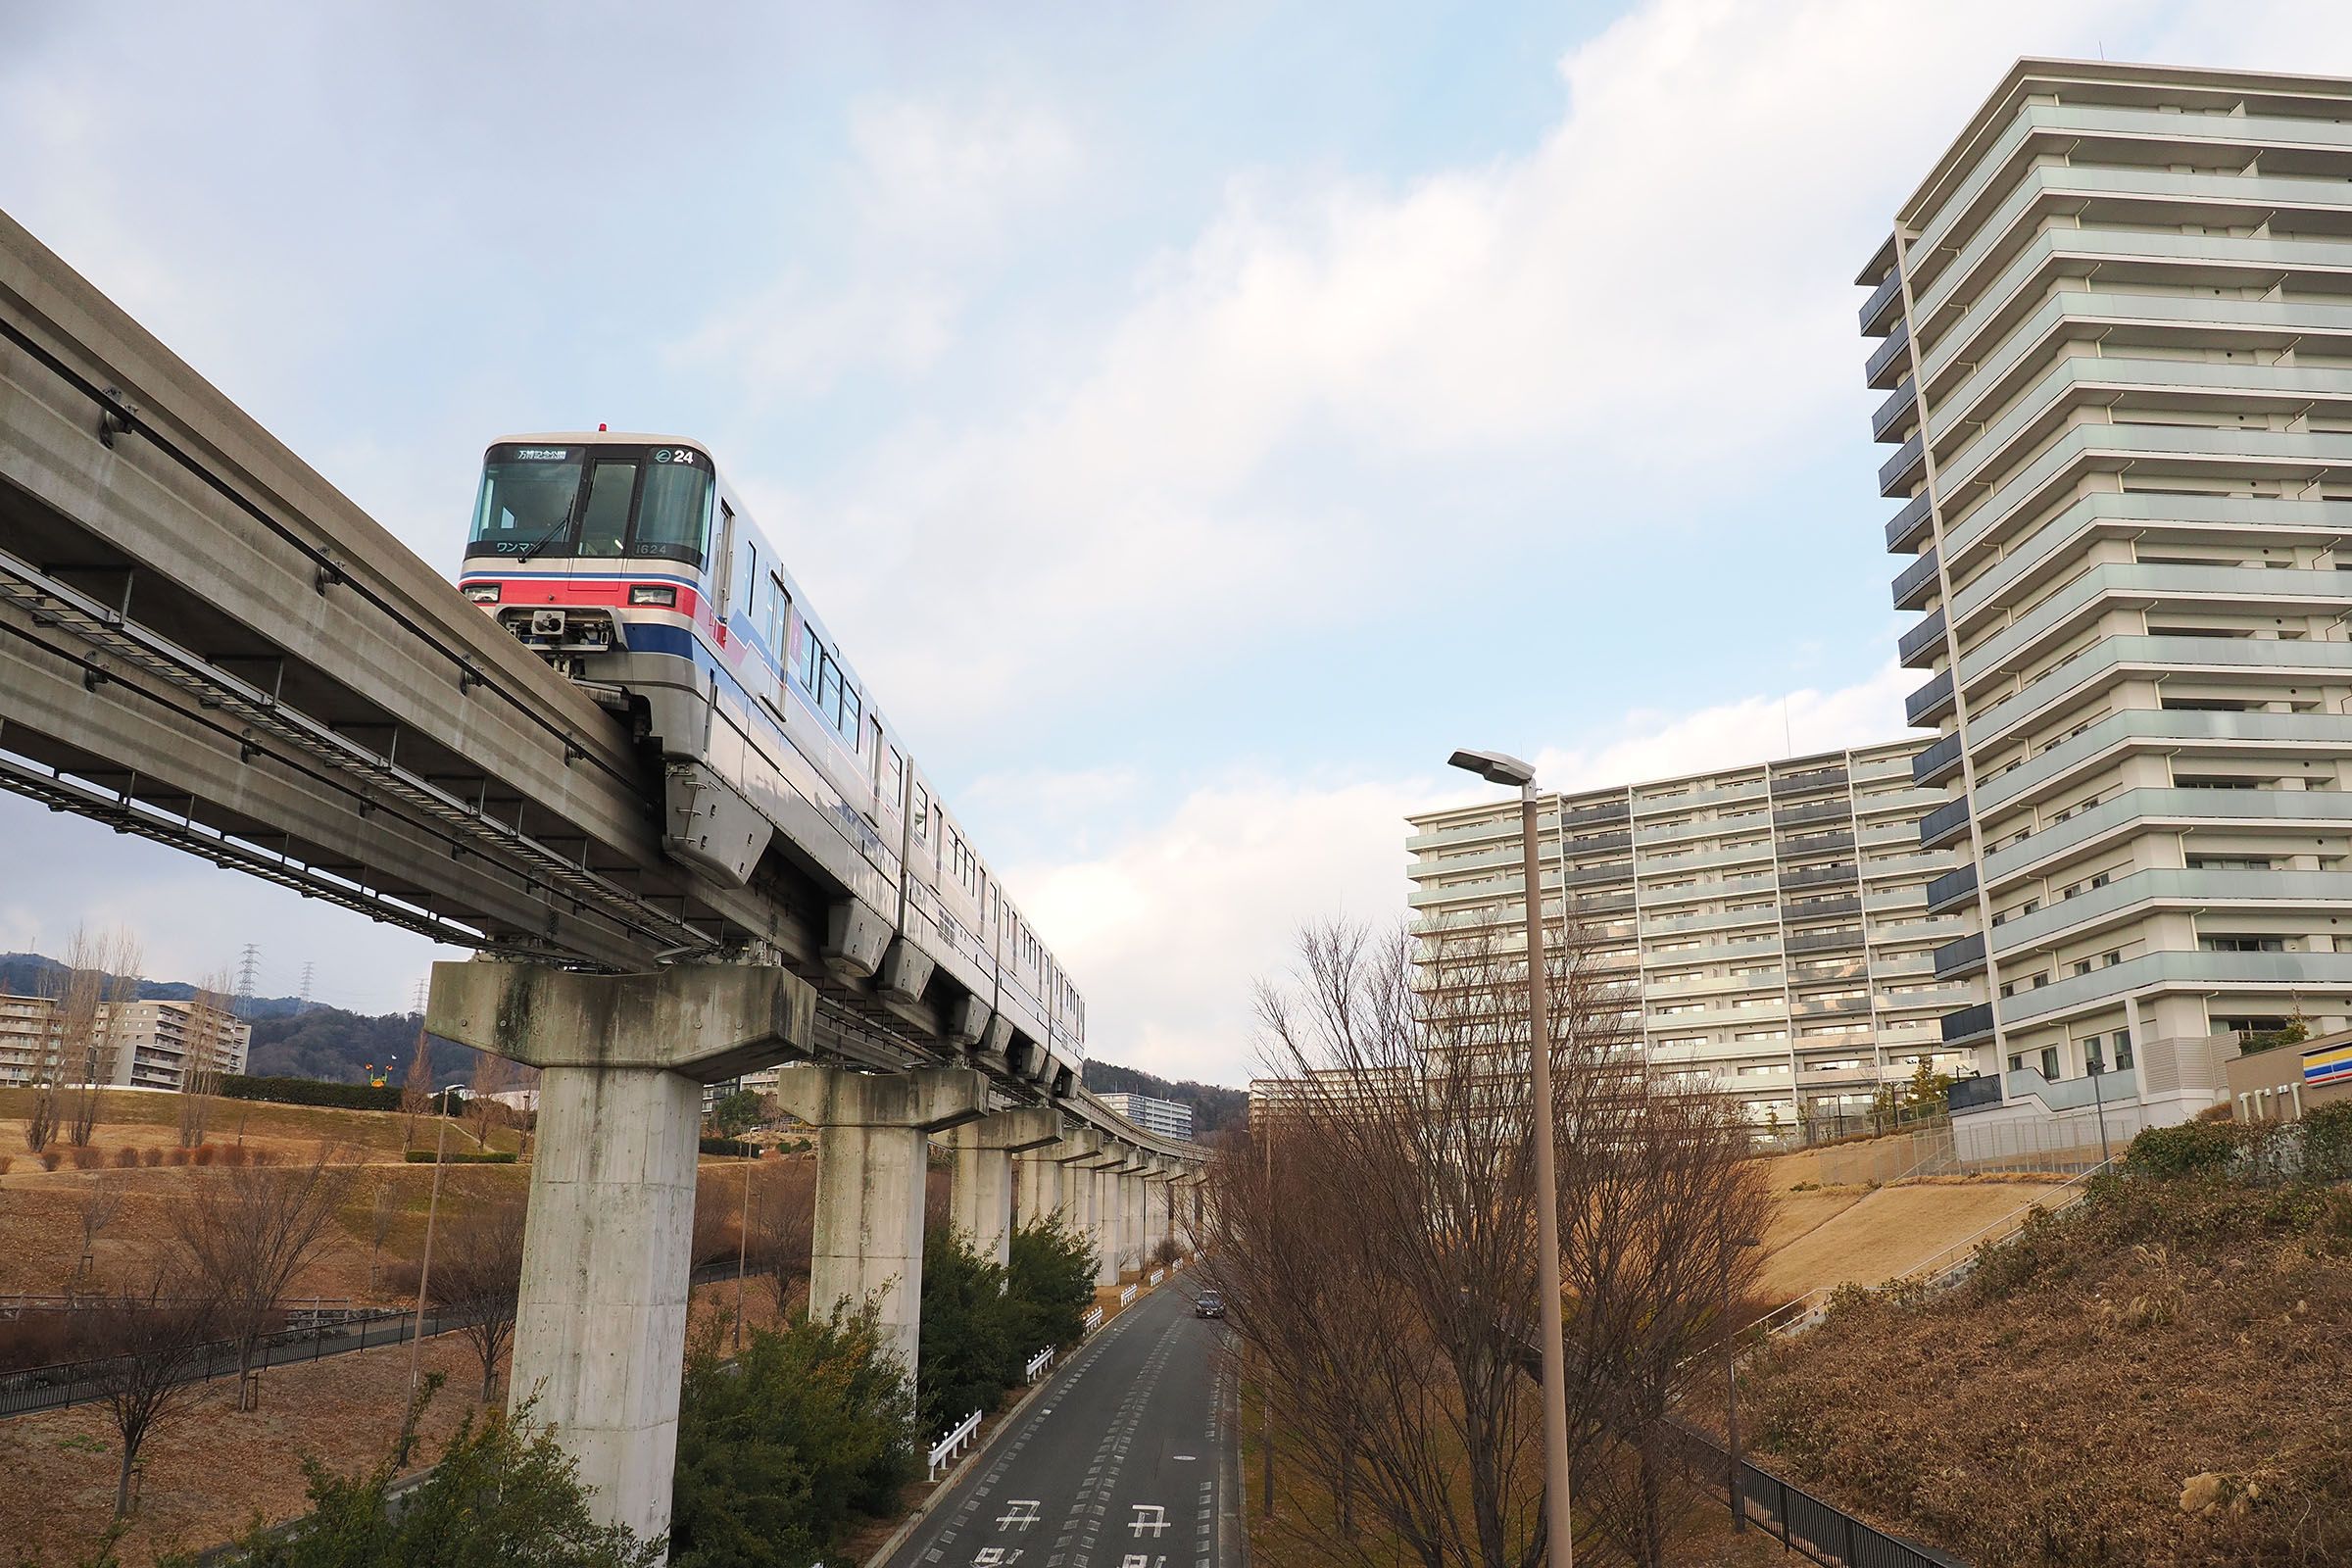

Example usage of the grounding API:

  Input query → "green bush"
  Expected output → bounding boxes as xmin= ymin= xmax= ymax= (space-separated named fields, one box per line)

xmin=1008 ymin=1216 xmax=1099 ymax=1352
xmin=2124 ymin=1119 xmax=2241 ymax=1179
xmin=699 ymin=1137 xmax=759 ymax=1158
xmin=2300 ymin=1100 xmax=2352 ymax=1182
xmin=917 ymin=1230 xmax=1025 ymax=1436
xmin=212 ymin=1403 xmax=660 ymax=1566
xmin=669 ymin=1308 xmax=914 ymax=1568
xmin=219 ymin=1074 xmax=402 ymax=1111
xmin=404 ymin=1150 xmax=516 ymax=1164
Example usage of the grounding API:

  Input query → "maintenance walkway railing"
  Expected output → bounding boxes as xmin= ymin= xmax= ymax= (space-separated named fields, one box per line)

xmin=1670 ymin=1420 xmax=1968 ymax=1568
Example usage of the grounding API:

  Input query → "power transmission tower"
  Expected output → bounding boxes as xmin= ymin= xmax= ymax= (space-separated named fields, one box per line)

xmin=298 ymin=962 xmax=315 ymax=1014
xmin=234 ymin=944 xmax=261 ymax=1016
xmin=409 ymin=978 xmax=428 ymax=1019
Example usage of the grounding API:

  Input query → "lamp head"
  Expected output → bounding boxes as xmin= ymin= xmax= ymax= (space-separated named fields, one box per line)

xmin=1446 ymin=749 xmax=1537 ymax=788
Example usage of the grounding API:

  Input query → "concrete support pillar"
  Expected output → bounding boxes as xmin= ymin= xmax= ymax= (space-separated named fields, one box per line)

xmin=1144 ymin=1169 xmax=1171 ymax=1260
xmin=426 ymin=959 xmax=815 ymax=1544
xmin=946 ymin=1108 xmax=1061 ymax=1266
xmin=1014 ymin=1148 xmax=1062 ymax=1232
xmin=1122 ymin=1168 xmax=1148 ymax=1272
xmin=772 ymin=1066 xmax=992 ymax=1382
xmin=1090 ymin=1160 xmax=1124 ymax=1285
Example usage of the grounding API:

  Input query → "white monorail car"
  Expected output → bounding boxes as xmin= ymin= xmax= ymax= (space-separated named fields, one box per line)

xmin=456 ymin=433 xmax=1084 ymax=1093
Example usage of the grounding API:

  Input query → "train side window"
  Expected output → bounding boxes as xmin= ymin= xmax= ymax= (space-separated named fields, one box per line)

xmin=843 ymin=684 xmax=862 ymax=747
xmin=795 ymin=620 xmax=819 ymax=691
xmin=913 ymin=786 xmax=930 ymax=843
xmin=817 ymin=653 xmax=841 ymax=725
xmin=765 ymin=574 xmax=789 ymax=651
xmin=885 ymin=746 xmax=905 ymax=808
xmin=738 ymin=543 xmax=758 ymax=625
xmin=714 ymin=502 xmax=735 ymax=611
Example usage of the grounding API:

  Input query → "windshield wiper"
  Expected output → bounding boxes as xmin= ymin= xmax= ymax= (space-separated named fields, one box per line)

xmin=514 ymin=515 xmax=575 ymax=564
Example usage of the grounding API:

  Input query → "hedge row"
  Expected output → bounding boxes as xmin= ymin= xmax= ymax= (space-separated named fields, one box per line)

xmin=220 ymin=1074 xmax=402 ymax=1111
xmin=700 ymin=1137 xmax=760 ymax=1158
xmin=404 ymin=1150 xmax=517 ymax=1164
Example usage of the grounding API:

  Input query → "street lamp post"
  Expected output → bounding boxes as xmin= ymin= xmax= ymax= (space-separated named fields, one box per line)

xmin=1446 ymin=749 xmax=1574 ymax=1568
xmin=2088 ymin=1055 xmax=2112 ymax=1166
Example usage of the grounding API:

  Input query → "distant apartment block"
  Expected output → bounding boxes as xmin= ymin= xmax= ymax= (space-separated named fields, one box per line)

xmin=1249 ymin=1067 xmax=1419 ymax=1126
xmin=1098 ymin=1092 xmax=1194 ymax=1141
xmin=1405 ymin=741 xmax=1976 ymax=1129
xmin=0 ymin=993 xmax=250 ymax=1091
xmin=1865 ymin=58 xmax=2352 ymax=1145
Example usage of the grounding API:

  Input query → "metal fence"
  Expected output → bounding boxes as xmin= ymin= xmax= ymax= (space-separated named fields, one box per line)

xmin=1 ymin=1256 xmax=761 ymax=1419
xmin=1669 ymin=1421 xmax=1966 ymax=1568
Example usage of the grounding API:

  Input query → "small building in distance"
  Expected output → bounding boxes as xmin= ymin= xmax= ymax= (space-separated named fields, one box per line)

xmin=1100 ymin=1091 xmax=1194 ymax=1142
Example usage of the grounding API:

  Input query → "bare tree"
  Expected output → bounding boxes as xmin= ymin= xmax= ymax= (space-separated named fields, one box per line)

xmin=745 ymin=1155 xmax=818 ymax=1317
xmin=428 ymin=1190 xmax=528 ymax=1402
xmin=1199 ymin=921 xmax=1560 ymax=1568
xmin=23 ymin=957 xmax=64 ymax=1153
xmin=74 ymin=1267 xmax=219 ymax=1528
xmin=470 ymin=1050 xmax=510 ymax=1151
xmin=171 ymin=1146 xmax=357 ymax=1410
xmin=368 ymin=1178 xmax=399 ymax=1298
xmin=177 ymin=972 xmax=233 ymax=1150
xmin=401 ymin=1030 xmax=432 ymax=1150
xmin=56 ymin=928 xmax=134 ymax=1149
xmin=74 ymin=1174 xmax=127 ymax=1289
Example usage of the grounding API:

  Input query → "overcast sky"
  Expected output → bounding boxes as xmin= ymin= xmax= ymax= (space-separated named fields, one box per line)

xmin=7 ymin=1 xmax=2352 ymax=1074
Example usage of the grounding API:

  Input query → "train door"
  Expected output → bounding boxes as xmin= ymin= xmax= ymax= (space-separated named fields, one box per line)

xmin=711 ymin=502 xmax=737 ymax=632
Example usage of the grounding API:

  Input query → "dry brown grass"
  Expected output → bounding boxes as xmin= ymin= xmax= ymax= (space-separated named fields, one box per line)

xmin=1752 ymin=1179 xmax=2062 ymax=1303
xmin=1742 ymin=1175 xmax=2352 ymax=1567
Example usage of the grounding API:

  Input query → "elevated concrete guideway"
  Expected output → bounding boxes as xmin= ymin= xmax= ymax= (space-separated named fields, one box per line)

xmin=0 ymin=206 xmax=1207 ymax=1543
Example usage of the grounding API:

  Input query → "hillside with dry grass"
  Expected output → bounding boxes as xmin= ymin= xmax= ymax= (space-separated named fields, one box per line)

xmin=1740 ymin=1168 xmax=2352 ymax=1567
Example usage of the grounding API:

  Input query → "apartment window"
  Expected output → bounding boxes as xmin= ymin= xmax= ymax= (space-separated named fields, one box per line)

xmin=2038 ymin=1047 xmax=2060 ymax=1079
xmin=2189 ymin=856 xmax=2274 ymax=870
xmin=2202 ymin=936 xmax=2285 ymax=953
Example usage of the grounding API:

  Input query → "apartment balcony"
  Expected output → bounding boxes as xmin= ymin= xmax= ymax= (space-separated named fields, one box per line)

xmin=1961 ymin=565 xmax=2352 ymax=693
xmin=1640 ymin=904 xmax=1782 ymax=938
xmin=1789 ymin=957 xmax=1869 ymax=986
xmin=1897 ymin=607 xmax=1946 ymax=670
xmin=1947 ymin=1070 xmax=2002 ymax=1113
xmin=1773 ymin=797 xmax=1850 ymax=830
xmin=1920 ymin=797 xmax=1970 ymax=852
xmin=1631 ymin=779 xmax=1768 ymax=816
xmin=1912 ymin=100 xmax=2352 ymax=274
xmin=1561 ymin=797 xmax=1633 ymax=829
xmin=1575 ymin=890 xmax=1638 ymax=917
xmin=1639 ymin=843 xmax=1775 ymax=881
xmin=1945 ymin=420 xmax=2352 ymax=577
xmin=1646 ymin=968 xmax=1787 ymax=1001
xmin=1772 ymin=764 xmax=1850 ymax=799
xmin=1861 ymin=851 xmax=1960 ymax=883
xmin=1940 ymin=1002 xmax=1995 ymax=1047
xmin=1405 ymin=816 xmax=1521 ymax=855
xmin=1866 ymin=317 xmax=1912 ymax=390
xmin=1872 ymin=376 xmax=1918 ymax=443
xmin=1561 ymin=829 xmax=1633 ymax=858
xmin=1903 ymin=667 xmax=1953 ymax=728
xmin=1779 ymin=832 xmax=1856 ymax=864
xmin=1988 ymin=868 xmax=2352 ymax=960
xmin=1880 ymin=985 xmax=1979 ymax=1013
xmin=1890 ymin=546 xmax=1940 ymax=612
xmin=1852 ymin=785 xmax=1948 ymax=818
xmin=1884 ymin=491 xmax=1933 ymax=554
xmin=1999 ymin=950 xmax=2352 ymax=1029
xmin=1783 ymin=911 xmax=1865 ymax=945
xmin=1933 ymin=932 xmax=1986 ymax=981
xmin=1640 ymin=934 xmax=1783 ymax=967
xmin=2001 ymin=1064 xmax=2142 ymax=1116
xmin=1909 ymin=728 xmax=1966 ymax=789
xmin=1780 ymin=862 xmax=1859 ymax=895
xmin=1925 ymin=862 xmax=1976 ymax=914
xmin=1790 ymin=994 xmax=1872 ymax=1020
xmin=1642 ymin=871 xmax=1779 ymax=909
xmin=1973 ymin=710 xmax=2352 ymax=820
xmin=1636 ymin=813 xmax=1768 ymax=850
xmin=1858 ymin=269 xmax=1906 ymax=337
xmin=1983 ymin=786 xmax=2352 ymax=890
xmin=1972 ymin=636 xmax=2352 ymax=752
xmin=1878 ymin=432 xmax=1926 ymax=499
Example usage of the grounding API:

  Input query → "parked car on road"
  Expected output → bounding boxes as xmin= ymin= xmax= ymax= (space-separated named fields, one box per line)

xmin=1195 ymin=1290 xmax=1224 ymax=1318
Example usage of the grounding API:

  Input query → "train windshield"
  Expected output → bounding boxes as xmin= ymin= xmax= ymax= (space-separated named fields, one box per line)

xmin=466 ymin=443 xmax=715 ymax=566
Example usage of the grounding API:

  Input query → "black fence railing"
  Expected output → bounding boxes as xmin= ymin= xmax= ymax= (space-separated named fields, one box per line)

xmin=1669 ymin=1420 xmax=1967 ymax=1568
xmin=0 ymin=1257 xmax=763 ymax=1419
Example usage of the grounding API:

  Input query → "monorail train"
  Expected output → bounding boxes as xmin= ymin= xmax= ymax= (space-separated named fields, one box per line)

xmin=456 ymin=432 xmax=1083 ymax=1094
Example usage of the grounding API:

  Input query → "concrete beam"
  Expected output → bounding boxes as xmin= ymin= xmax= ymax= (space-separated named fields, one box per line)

xmin=946 ymin=1107 xmax=1062 ymax=1267
xmin=772 ymin=1066 xmax=993 ymax=1380
xmin=428 ymin=959 xmax=816 ymax=1084
xmin=420 ymin=959 xmax=817 ymax=1544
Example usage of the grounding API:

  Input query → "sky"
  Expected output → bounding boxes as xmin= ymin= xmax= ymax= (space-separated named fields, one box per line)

xmin=7 ymin=0 xmax=2352 ymax=1073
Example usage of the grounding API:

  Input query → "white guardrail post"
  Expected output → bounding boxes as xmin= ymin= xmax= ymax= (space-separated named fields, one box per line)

xmin=927 ymin=1409 xmax=983 ymax=1481
xmin=1148 ymin=1267 xmax=1164 ymax=1286
xmin=1082 ymin=1304 xmax=1103 ymax=1334
xmin=1118 ymin=1284 xmax=1137 ymax=1306
xmin=1024 ymin=1346 xmax=1054 ymax=1383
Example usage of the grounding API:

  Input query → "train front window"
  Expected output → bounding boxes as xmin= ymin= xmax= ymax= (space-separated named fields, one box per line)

xmin=577 ymin=459 xmax=637 ymax=557
xmin=633 ymin=448 xmax=713 ymax=565
xmin=468 ymin=445 xmax=583 ymax=557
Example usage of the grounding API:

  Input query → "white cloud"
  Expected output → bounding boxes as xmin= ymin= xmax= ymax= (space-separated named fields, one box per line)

xmin=1019 ymin=663 xmax=1910 ymax=1086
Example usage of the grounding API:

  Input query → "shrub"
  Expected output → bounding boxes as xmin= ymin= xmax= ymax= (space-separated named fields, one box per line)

xmin=1010 ymin=1217 xmax=1101 ymax=1353
xmin=2124 ymin=1120 xmax=2239 ymax=1179
xmin=404 ymin=1150 xmax=516 ymax=1164
xmin=917 ymin=1230 xmax=1027 ymax=1435
xmin=217 ymin=1401 xmax=661 ymax=1567
xmin=112 ymin=1147 xmax=139 ymax=1168
xmin=190 ymin=1143 xmax=217 ymax=1167
xmin=71 ymin=1147 xmax=101 ymax=1171
xmin=0 ymin=1154 xmax=11 ymax=1175
xmin=166 ymin=1147 xmax=189 ymax=1167
xmin=2301 ymin=1100 xmax=2352 ymax=1182
xmin=217 ymin=1074 xmax=403 ymax=1112
xmin=219 ymin=1143 xmax=250 ymax=1167
xmin=39 ymin=1150 xmax=62 ymax=1172
xmin=140 ymin=1147 xmax=163 ymax=1168
xmin=669 ymin=1308 xmax=915 ymax=1568
xmin=699 ymin=1137 xmax=758 ymax=1159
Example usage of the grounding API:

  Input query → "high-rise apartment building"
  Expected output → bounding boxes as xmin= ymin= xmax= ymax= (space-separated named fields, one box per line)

xmin=0 ymin=993 xmax=250 ymax=1090
xmin=1098 ymin=1092 xmax=1195 ymax=1142
xmin=1865 ymin=58 xmax=2352 ymax=1144
xmin=1405 ymin=741 xmax=1976 ymax=1130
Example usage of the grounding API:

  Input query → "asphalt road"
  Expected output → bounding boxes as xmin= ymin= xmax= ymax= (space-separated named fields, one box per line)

xmin=884 ymin=1279 xmax=1241 ymax=1568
